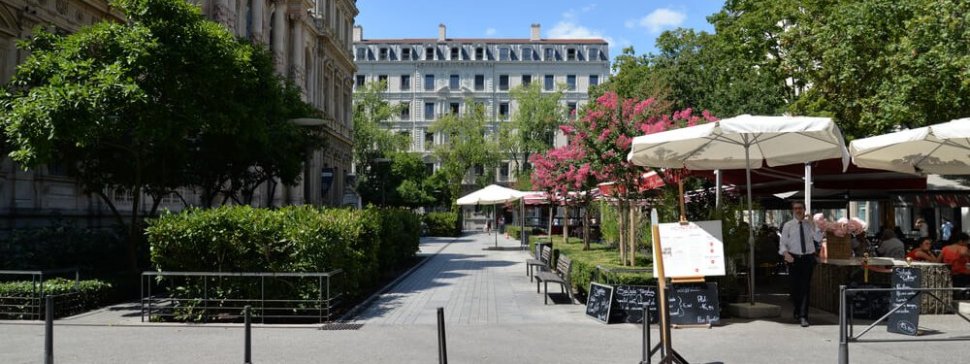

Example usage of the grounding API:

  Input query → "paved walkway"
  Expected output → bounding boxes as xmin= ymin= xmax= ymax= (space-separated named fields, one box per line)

xmin=1 ymin=232 xmax=969 ymax=363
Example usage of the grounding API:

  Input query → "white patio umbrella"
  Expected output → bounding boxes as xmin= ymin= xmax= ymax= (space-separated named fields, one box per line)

xmin=456 ymin=184 xmax=525 ymax=247
xmin=627 ymin=114 xmax=850 ymax=305
xmin=849 ymin=118 xmax=970 ymax=175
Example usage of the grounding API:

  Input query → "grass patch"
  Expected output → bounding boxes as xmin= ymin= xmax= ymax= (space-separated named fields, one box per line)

xmin=528 ymin=235 xmax=654 ymax=299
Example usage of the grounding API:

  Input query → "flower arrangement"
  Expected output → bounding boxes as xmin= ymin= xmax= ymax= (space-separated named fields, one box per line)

xmin=814 ymin=213 xmax=868 ymax=238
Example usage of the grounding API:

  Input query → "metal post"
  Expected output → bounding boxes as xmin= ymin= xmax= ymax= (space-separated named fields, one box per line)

xmin=838 ymin=285 xmax=848 ymax=364
xmin=437 ymin=307 xmax=447 ymax=364
xmin=45 ymin=295 xmax=53 ymax=364
xmin=745 ymin=141 xmax=755 ymax=305
xmin=641 ymin=301 xmax=651 ymax=364
xmin=244 ymin=305 xmax=252 ymax=364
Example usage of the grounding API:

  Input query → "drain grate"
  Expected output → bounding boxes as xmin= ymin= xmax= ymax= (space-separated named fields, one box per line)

xmin=320 ymin=322 xmax=364 ymax=331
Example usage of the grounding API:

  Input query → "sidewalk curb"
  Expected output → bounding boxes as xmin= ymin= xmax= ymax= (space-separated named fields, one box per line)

xmin=337 ymin=236 xmax=459 ymax=322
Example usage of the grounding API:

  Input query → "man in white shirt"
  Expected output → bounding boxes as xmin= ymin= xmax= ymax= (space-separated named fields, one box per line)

xmin=779 ymin=201 xmax=816 ymax=327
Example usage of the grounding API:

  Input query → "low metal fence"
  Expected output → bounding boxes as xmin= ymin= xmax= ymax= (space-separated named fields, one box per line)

xmin=0 ymin=268 xmax=80 ymax=320
xmin=838 ymin=285 xmax=970 ymax=364
xmin=141 ymin=270 xmax=344 ymax=324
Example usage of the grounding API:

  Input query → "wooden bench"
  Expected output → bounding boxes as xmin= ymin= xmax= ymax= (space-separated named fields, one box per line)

xmin=535 ymin=254 xmax=572 ymax=304
xmin=525 ymin=245 xmax=552 ymax=282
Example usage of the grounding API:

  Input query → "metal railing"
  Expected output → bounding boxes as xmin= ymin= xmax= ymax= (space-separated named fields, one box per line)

xmin=838 ymin=285 xmax=970 ymax=364
xmin=141 ymin=270 xmax=344 ymax=324
xmin=0 ymin=268 xmax=80 ymax=320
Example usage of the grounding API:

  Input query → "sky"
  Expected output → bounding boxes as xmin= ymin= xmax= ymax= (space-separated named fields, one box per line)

xmin=354 ymin=1 xmax=726 ymax=57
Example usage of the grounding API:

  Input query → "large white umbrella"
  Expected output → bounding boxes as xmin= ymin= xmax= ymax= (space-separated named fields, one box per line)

xmin=627 ymin=114 xmax=849 ymax=304
xmin=849 ymin=118 xmax=970 ymax=175
xmin=456 ymin=184 xmax=525 ymax=247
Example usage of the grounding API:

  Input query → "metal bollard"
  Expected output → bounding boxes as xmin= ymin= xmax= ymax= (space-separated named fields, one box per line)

xmin=838 ymin=285 xmax=848 ymax=364
xmin=437 ymin=307 xmax=447 ymax=364
xmin=641 ymin=302 xmax=651 ymax=364
xmin=45 ymin=295 xmax=53 ymax=364
xmin=244 ymin=305 xmax=252 ymax=364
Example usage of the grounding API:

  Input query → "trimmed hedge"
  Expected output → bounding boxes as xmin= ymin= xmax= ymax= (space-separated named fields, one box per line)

xmin=424 ymin=211 xmax=460 ymax=237
xmin=0 ymin=278 xmax=111 ymax=319
xmin=528 ymin=235 xmax=653 ymax=299
xmin=145 ymin=205 xmax=421 ymax=317
xmin=0 ymin=223 xmax=126 ymax=276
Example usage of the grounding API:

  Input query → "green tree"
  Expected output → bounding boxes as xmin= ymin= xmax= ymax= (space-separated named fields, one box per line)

xmin=430 ymin=101 xmax=501 ymax=208
xmin=500 ymin=83 xmax=564 ymax=177
xmin=0 ymin=0 xmax=315 ymax=270
xmin=352 ymin=80 xmax=409 ymax=205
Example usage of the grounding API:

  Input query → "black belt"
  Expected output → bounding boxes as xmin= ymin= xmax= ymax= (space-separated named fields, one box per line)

xmin=791 ymin=253 xmax=815 ymax=258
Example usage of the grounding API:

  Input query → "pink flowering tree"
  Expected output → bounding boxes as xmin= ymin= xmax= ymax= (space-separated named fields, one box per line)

xmin=529 ymin=139 xmax=600 ymax=249
xmin=561 ymin=91 xmax=715 ymax=265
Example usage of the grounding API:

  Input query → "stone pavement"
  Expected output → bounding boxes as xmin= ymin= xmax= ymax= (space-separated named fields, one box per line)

xmin=1 ymin=232 xmax=969 ymax=363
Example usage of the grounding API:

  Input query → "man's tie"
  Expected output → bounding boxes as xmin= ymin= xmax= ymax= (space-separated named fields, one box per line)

xmin=799 ymin=221 xmax=807 ymax=254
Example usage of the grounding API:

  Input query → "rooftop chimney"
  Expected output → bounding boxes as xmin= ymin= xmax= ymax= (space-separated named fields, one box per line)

xmin=438 ymin=23 xmax=447 ymax=41
xmin=353 ymin=25 xmax=362 ymax=42
xmin=530 ymin=23 xmax=541 ymax=41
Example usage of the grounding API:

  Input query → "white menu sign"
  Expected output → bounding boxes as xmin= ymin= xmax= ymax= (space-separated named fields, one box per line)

xmin=653 ymin=220 xmax=725 ymax=278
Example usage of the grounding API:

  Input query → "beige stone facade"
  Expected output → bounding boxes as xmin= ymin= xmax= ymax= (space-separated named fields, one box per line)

xmin=0 ymin=0 xmax=358 ymax=230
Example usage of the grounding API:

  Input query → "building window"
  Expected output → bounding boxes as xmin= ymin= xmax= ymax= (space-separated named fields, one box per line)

xmin=475 ymin=47 xmax=484 ymax=60
xmin=499 ymin=102 xmax=509 ymax=119
xmin=589 ymin=75 xmax=599 ymax=87
xmin=425 ymin=46 xmax=434 ymax=60
xmin=378 ymin=75 xmax=388 ymax=90
xmin=425 ymin=163 xmax=435 ymax=174
xmin=499 ymin=75 xmax=509 ymax=91
xmin=499 ymin=48 xmax=510 ymax=61
xmin=544 ymin=47 xmax=554 ymax=61
xmin=402 ymin=48 xmax=411 ymax=60
xmin=401 ymin=75 xmax=411 ymax=90
xmin=567 ymin=102 xmax=577 ymax=120
xmin=356 ymin=47 xmax=366 ymax=60
xmin=500 ymin=163 xmax=509 ymax=181
xmin=474 ymin=74 xmax=485 ymax=91
xmin=589 ymin=48 xmax=599 ymax=61
xmin=355 ymin=75 xmax=365 ymax=88
xmin=400 ymin=103 xmax=410 ymax=120
xmin=567 ymin=48 xmax=576 ymax=61
xmin=523 ymin=48 xmax=534 ymax=61
xmin=450 ymin=102 xmax=460 ymax=115
xmin=425 ymin=74 xmax=435 ymax=90
xmin=450 ymin=74 xmax=460 ymax=89
xmin=521 ymin=75 xmax=532 ymax=87
xmin=425 ymin=102 xmax=435 ymax=120
xmin=451 ymin=46 xmax=459 ymax=60
xmin=379 ymin=48 xmax=389 ymax=60
xmin=544 ymin=74 xmax=554 ymax=91
xmin=425 ymin=132 xmax=434 ymax=148
xmin=566 ymin=75 xmax=576 ymax=91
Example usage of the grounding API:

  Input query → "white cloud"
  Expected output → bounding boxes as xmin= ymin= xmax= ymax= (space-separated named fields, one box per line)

xmin=485 ymin=27 xmax=497 ymax=36
xmin=624 ymin=19 xmax=636 ymax=29
xmin=581 ymin=4 xmax=597 ymax=12
xmin=638 ymin=8 xmax=686 ymax=33
xmin=547 ymin=21 xmax=613 ymax=46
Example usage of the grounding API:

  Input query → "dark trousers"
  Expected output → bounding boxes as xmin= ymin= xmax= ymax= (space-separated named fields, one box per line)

xmin=789 ymin=255 xmax=816 ymax=319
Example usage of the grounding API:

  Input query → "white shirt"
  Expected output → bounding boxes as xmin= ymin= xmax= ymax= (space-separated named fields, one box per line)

xmin=779 ymin=218 xmax=817 ymax=256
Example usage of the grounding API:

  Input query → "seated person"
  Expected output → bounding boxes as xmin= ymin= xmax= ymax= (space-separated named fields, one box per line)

xmin=906 ymin=237 xmax=940 ymax=262
xmin=877 ymin=229 xmax=906 ymax=259
xmin=941 ymin=232 xmax=970 ymax=288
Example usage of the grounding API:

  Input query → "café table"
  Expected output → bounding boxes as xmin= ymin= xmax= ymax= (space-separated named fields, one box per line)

xmin=810 ymin=257 xmax=953 ymax=314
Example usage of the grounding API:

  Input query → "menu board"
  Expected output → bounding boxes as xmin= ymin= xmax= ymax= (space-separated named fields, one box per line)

xmin=667 ymin=283 xmax=720 ymax=325
xmin=612 ymin=285 xmax=659 ymax=324
xmin=654 ymin=221 xmax=725 ymax=278
xmin=887 ymin=267 xmax=921 ymax=336
xmin=585 ymin=282 xmax=614 ymax=324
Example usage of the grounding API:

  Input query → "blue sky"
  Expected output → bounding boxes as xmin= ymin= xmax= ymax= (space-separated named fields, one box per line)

xmin=355 ymin=1 xmax=725 ymax=57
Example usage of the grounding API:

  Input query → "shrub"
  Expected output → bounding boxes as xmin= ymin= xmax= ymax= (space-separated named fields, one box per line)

xmin=0 ymin=222 xmax=126 ymax=276
xmin=424 ymin=211 xmax=459 ymax=237
xmin=145 ymin=205 xmax=420 ymax=321
xmin=0 ymin=278 xmax=111 ymax=319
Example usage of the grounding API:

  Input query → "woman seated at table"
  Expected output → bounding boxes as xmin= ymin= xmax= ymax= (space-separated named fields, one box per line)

xmin=906 ymin=237 xmax=940 ymax=262
xmin=941 ymin=232 xmax=970 ymax=290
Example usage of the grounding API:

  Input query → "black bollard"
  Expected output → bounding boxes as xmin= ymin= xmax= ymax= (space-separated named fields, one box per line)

xmin=45 ymin=295 xmax=53 ymax=364
xmin=641 ymin=301 xmax=650 ymax=364
xmin=244 ymin=305 xmax=252 ymax=364
xmin=437 ymin=307 xmax=447 ymax=364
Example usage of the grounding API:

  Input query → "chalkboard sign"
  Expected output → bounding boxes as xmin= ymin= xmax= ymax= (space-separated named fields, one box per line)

xmin=612 ymin=285 xmax=659 ymax=324
xmin=888 ymin=267 xmax=921 ymax=336
xmin=667 ymin=283 xmax=720 ymax=325
xmin=585 ymin=282 xmax=614 ymax=323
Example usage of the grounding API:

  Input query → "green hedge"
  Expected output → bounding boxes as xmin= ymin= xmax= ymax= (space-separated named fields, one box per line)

xmin=0 ymin=222 xmax=126 ymax=276
xmin=0 ymin=278 xmax=111 ymax=319
xmin=528 ymin=235 xmax=653 ymax=299
xmin=145 ymin=205 xmax=420 ymax=321
xmin=424 ymin=211 xmax=459 ymax=237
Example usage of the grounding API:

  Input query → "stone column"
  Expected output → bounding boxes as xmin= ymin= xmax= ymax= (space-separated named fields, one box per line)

xmin=271 ymin=1 xmax=286 ymax=75
xmin=290 ymin=16 xmax=304 ymax=83
xmin=251 ymin=0 xmax=264 ymax=42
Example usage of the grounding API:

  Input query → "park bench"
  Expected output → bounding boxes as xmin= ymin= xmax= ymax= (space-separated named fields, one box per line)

xmin=525 ymin=245 xmax=551 ymax=282
xmin=535 ymin=254 xmax=572 ymax=305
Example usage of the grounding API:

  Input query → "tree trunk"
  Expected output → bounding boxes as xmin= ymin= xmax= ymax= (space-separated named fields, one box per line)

xmin=628 ymin=204 xmax=638 ymax=267
xmin=547 ymin=205 xmax=554 ymax=243
xmin=618 ymin=202 xmax=627 ymax=265
xmin=562 ymin=205 xmax=569 ymax=243
xmin=582 ymin=200 xmax=591 ymax=250
xmin=127 ymin=184 xmax=142 ymax=273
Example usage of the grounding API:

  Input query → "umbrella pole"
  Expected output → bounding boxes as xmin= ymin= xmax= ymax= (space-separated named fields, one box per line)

xmin=746 ymin=144 xmax=755 ymax=305
xmin=494 ymin=204 xmax=498 ymax=248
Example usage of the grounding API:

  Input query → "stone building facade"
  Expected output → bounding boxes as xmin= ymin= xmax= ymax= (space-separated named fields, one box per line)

xmin=0 ymin=0 xmax=358 ymax=230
